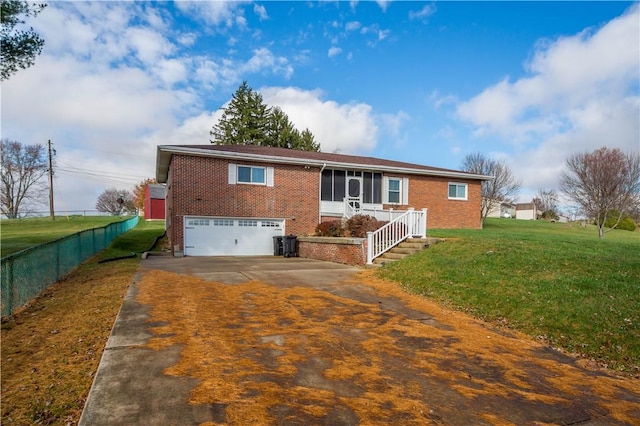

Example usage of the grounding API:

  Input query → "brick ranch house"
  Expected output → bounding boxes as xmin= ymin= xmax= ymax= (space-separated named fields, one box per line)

xmin=155 ymin=145 xmax=492 ymax=261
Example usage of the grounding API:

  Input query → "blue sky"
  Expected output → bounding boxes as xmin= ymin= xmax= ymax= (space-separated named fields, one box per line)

xmin=2 ymin=1 xmax=638 ymax=213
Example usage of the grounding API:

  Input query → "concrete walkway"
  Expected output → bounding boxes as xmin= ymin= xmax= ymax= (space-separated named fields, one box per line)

xmin=79 ymin=256 xmax=640 ymax=425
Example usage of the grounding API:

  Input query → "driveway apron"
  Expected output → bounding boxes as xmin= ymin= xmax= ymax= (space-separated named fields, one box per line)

xmin=79 ymin=256 xmax=640 ymax=425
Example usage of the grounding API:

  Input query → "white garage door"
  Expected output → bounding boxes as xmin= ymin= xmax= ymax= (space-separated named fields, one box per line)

xmin=184 ymin=217 xmax=285 ymax=256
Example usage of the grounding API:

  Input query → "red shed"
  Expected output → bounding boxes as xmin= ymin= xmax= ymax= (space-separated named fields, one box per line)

xmin=143 ymin=183 xmax=166 ymax=219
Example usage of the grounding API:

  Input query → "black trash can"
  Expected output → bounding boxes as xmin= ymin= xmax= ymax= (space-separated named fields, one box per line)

xmin=273 ymin=236 xmax=283 ymax=256
xmin=283 ymin=234 xmax=298 ymax=258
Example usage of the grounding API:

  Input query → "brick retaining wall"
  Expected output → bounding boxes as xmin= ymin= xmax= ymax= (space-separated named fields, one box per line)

xmin=297 ymin=237 xmax=367 ymax=266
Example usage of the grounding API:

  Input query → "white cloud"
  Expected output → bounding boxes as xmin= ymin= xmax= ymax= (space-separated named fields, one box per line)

xmin=409 ymin=4 xmax=437 ymax=21
xmin=125 ymin=27 xmax=174 ymax=65
xmin=456 ymin=4 xmax=639 ymax=146
xmin=376 ymin=1 xmax=390 ymax=12
xmin=455 ymin=4 xmax=640 ymax=202
xmin=345 ymin=21 xmax=361 ymax=32
xmin=0 ymin=1 xmax=243 ymax=211
xmin=360 ymin=24 xmax=391 ymax=46
xmin=194 ymin=48 xmax=294 ymax=88
xmin=175 ymin=1 xmax=249 ymax=28
xmin=253 ymin=4 xmax=269 ymax=21
xmin=260 ymin=86 xmax=379 ymax=154
xmin=328 ymin=46 xmax=342 ymax=58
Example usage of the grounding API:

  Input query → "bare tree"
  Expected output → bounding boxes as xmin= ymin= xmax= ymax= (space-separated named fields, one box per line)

xmin=95 ymin=188 xmax=136 ymax=216
xmin=0 ymin=139 xmax=48 ymax=218
xmin=461 ymin=152 xmax=521 ymax=226
xmin=560 ymin=147 xmax=640 ymax=238
xmin=533 ymin=189 xmax=560 ymax=220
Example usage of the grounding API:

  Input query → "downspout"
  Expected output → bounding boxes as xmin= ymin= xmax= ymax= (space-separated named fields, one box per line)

xmin=319 ymin=163 xmax=326 ymax=224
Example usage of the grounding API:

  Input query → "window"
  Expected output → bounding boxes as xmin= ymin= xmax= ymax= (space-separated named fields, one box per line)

xmin=320 ymin=169 xmax=345 ymax=201
xmin=188 ymin=219 xmax=210 ymax=226
xmin=229 ymin=164 xmax=273 ymax=186
xmin=448 ymin=183 xmax=468 ymax=200
xmin=363 ymin=172 xmax=382 ymax=204
xmin=383 ymin=177 xmax=408 ymax=204
xmin=213 ymin=219 xmax=233 ymax=226
xmin=388 ymin=178 xmax=401 ymax=203
xmin=261 ymin=221 xmax=281 ymax=228
xmin=238 ymin=220 xmax=258 ymax=227
xmin=237 ymin=165 xmax=265 ymax=184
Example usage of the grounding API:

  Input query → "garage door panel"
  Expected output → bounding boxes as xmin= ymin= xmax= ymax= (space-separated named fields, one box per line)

xmin=184 ymin=217 xmax=284 ymax=256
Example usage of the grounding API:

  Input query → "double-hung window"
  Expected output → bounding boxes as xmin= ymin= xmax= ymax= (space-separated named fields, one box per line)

xmin=237 ymin=165 xmax=265 ymax=184
xmin=229 ymin=164 xmax=274 ymax=186
xmin=383 ymin=176 xmax=408 ymax=204
xmin=388 ymin=178 xmax=401 ymax=203
xmin=448 ymin=182 xmax=468 ymax=200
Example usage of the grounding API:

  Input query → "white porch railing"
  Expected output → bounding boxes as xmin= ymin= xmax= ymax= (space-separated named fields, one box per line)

xmin=366 ymin=208 xmax=427 ymax=264
xmin=343 ymin=197 xmax=362 ymax=217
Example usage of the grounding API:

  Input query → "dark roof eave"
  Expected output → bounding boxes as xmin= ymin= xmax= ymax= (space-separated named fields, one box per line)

xmin=155 ymin=145 xmax=494 ymax=182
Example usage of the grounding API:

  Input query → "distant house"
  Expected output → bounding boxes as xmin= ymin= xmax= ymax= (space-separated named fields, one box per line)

xmin=143 ymin=184 xmax=166 ymax=220
xmin=487 ymin=201 xmax=516 ymax=218
xmin=515 ymin=203 xmax=538 ymax=220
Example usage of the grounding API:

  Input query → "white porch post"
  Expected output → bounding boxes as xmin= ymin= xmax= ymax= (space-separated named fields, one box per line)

xmin=421 ymin=208 xmax=428 ymax=238
xmin=408 ymin=208 xmax=414 ymax=236
xmin=366 ymin=231 xmax=374 ymax=264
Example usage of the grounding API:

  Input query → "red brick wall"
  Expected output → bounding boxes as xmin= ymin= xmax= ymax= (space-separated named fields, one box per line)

xmin=167 ymin=155 xmax=320 ymax=252
xmin=165 ymin=154 xmax=484 ymax=253
xmin=298 ymin=237 xmax=367 ymax=266
xmin=383 ymin=175 xmax=482 ymax=229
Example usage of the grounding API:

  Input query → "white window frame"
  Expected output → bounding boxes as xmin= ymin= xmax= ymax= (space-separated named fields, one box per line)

xmin=229 ymin=164 xmax=274 ymax=187
xmin=383 ymin=176 xmax=409 ymax=205
xmin=448 ymin=182 xmax=468 ymax=200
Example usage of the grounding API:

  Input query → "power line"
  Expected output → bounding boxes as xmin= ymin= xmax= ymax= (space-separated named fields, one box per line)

xmin=56 ymin=158 xmax=153 ymax=178
xmin=56 ymin=167 xmax=148 ymax=181
xmin=55 ymin=169 xmax=142 ymax=187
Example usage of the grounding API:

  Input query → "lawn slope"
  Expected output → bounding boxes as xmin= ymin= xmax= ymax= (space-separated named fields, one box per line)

xmin=379 ymin=218 xmax=640 ymax=374
xmin=1 ymin=216 xmax=136 ymax=257
xmin=1 ymin=219 xmax=165 ymax=425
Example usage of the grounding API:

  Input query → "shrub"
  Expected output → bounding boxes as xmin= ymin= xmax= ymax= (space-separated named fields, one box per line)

xmin=603 ymin=210 xmax=637 ymax=232
xmin=345 ymin=215 xmax=381 ymax=238
xmin=617 ymin=217 xmax=637 ymax=232
xmin=315 ymin=220 xmax=344 ymax=237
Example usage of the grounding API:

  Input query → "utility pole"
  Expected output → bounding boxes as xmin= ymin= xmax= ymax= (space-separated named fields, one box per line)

xmin=48 ymin=139 xmax=55 ymax=220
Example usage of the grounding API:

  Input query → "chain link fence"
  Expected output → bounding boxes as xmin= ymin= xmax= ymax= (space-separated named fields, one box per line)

xmin=1 ymin=216 xmax=139 ymax=317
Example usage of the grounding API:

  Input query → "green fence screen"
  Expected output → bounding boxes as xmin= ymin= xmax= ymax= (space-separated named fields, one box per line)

xmin=1 ymin=216 xmax=139 ymax=317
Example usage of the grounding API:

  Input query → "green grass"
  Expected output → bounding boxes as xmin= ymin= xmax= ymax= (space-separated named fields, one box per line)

xmin=1 ymin=218 xmax=167 ymax=426
xmin=96 ymin=219 xmax=166 ymax=260
xmin=379 ymin=218 xmax=640 ymax=374
xmin=0 ymin=216 xmax=137 ymax=257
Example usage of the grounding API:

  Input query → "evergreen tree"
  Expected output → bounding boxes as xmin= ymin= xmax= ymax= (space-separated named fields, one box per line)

xmin=1 ymin=1 xmax=46 ymax=81
xmin=299 ymin=128 xmax=320 ymax=151
xmin=210 ymin=81 xmax=271 ymax=146
xmin=211 ymin=82 xmax=320 ymax=152
xmin=267 ymin=106 xmax=300 ymax=149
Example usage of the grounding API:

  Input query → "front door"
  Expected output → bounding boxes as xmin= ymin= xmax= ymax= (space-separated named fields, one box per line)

xmin=347 ymin=176 xmax=362 ymax=214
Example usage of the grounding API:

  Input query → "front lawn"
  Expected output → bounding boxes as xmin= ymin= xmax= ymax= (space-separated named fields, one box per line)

xmin=378 ymin=218 xmax=640 ymax=374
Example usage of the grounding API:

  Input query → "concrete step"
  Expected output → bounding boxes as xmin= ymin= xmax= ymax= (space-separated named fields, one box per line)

xmin=389 ymin=247 xmax=420 ymax=255
xmin=370 ymin=237 xmax=443 ymax=266
xmin=407 ymin=237 xmax=430 ymax=243
xmin=381 ymin=252 xmax=407 ymax=260
xmin=372 ymin=256 xmax=399 ymax=265
xmin=396 ymin=242 xmax=427 ymax=250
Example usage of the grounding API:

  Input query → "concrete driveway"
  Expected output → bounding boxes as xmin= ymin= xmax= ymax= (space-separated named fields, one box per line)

xmin=80 ymin=256 xmax=640 ymax=425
